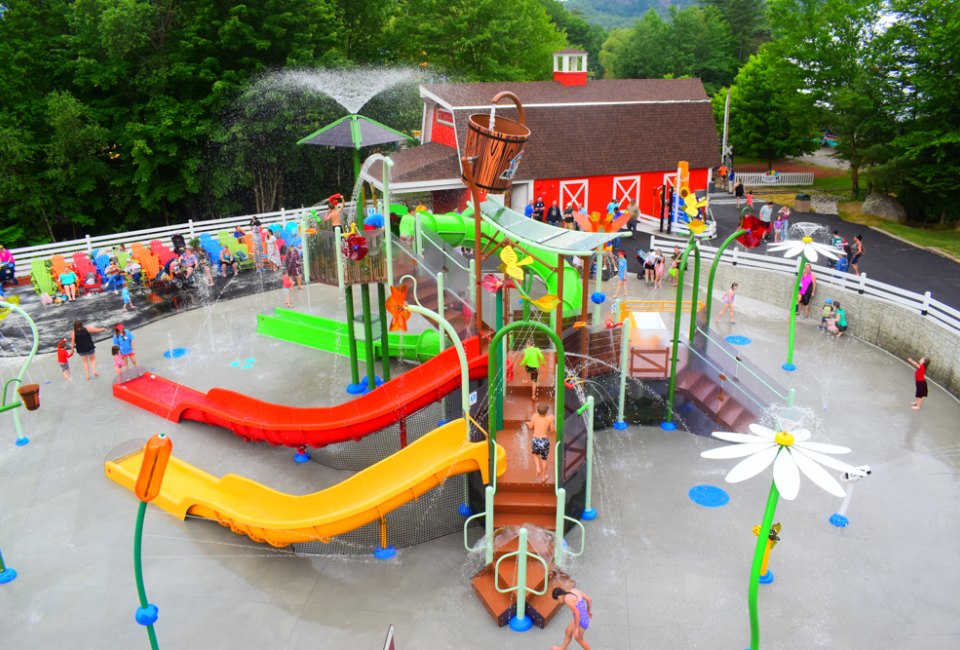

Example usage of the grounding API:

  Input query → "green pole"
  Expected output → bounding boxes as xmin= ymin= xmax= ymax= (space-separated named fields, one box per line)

xmin=592 ymin=249 xmax=603 ymax=327
xmin=487 ymin=321 xmax=565 ymax=484
xmin=783 ymin=255 xmax=806 ymax=371
xmin=134 ymin=500 xmax=160 ymax=650
xmin=437 ymin=271 xmax=446 ymax=353
xmin=748 ymin=479 xmax=781 ymax=650
xmin=495 ymin=287 xmax=505 ymax=432
xmin=705 ymin=229 xmax=748 ymax=324
xmin=360 ymin=284 xmax=377 ymax=391
xmin=344 ymin=285 xmax=361 ymax=388
xmin=377 ymin=283 xmax=391 ymax=382
xmin=663 ymin=235 xmax=698 ymax=429
xmin=579 ymin=396 xmax=597 ymax=520
xmin=688 ymin=239 xmax=703 ymax=341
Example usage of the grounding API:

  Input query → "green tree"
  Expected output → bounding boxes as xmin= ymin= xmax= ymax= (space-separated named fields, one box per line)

xmin=599 ymin=6 xmax=736 ymax=94
xmin=872 ymin=0 xmax=960 ymax=224
xmin=727 ymin=46 xmax=819 ymax=168
xmin=768 ymin=0 xmax=891 ymax=196
xmin=701 ymin=0 xmax=770 ymax=64
xmin=392 ymin=0 xmax=567 ymax=81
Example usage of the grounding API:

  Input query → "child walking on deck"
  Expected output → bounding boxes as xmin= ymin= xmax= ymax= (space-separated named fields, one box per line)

xmin=521 ymin=340 xmax=546 ymax=401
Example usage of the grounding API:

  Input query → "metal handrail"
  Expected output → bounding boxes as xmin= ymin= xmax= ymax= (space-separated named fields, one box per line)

xmin=693 ymin=327 xmax=788 ymax=402
xmin=560 ymin=516 xmax=587 ymax=558
xmin=494 ymin=553 xmax=549 ymax=597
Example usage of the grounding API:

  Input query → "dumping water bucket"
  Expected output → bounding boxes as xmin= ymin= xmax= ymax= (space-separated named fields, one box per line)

xmin=17 ymin=384 xmax=40 ymax=411
xmin=462 ymin=92 xmax=530 ymax=193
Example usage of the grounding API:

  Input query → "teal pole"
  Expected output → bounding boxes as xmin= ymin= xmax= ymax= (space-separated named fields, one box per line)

xmin=382 ymin=156 xmax=395 ymax=287
xmin=783 ymin=255 xmax=806 ymax=371
xmin=1 ymin=300 xmax=40 ymax=446
xmin=748 ymin=480 xmax=781 ymax=650
xmin=580 ymin=396 xmax=597 ymax=520
xmin=614 ymin=320 xmax=629 ymax=429
xmin=360 ymin=284 xmax=377 ymax=391
xmin=134 ymin=500 xmax=160 ymax=650
xmin=705 ymin=229 xmax=747 ymax=325
xmin=344 ymin=285 xmax=361 ymax=390
xmin=377 ymin=283 xmax=391 ymax=382
xmin=592 ymin=250 xmax=603 ymax=327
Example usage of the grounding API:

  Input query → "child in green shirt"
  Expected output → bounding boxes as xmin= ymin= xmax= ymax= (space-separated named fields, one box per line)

xmin=521 ymin=340 xmax=545 ymax=401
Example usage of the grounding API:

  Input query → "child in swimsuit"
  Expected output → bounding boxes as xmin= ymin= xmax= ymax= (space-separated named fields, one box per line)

xmin=528 ymin=403 xmax=555 ymax=483
xmin=551 ymin=587 xmax=593 ymax=650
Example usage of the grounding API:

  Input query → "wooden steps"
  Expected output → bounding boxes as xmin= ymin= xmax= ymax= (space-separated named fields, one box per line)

xmin=676 ymin=369 xmax=758 ymax=431
xmin=470 ymin=526 xmax=575 ymax=628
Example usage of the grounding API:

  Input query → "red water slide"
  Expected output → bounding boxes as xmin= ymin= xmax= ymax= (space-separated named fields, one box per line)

xmin=113 ymin=338 xmax=488 ymax=448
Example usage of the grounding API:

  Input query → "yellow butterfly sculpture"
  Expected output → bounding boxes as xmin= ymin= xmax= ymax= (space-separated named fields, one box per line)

xmin=499 ymin=245 xmax=533 ymax=281
xmin=521 ymin=294 xmax=561 ymax=312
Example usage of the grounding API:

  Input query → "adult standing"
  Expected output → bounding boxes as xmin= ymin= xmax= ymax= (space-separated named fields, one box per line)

xmin=250 ymin=217 xmax=264 ymax=271
xmin=796 ymin=263 xmax=817 ymax=318
xmin=777 ymin=205 xmax=791 ymax=239
xmin=0 ymin=245 xmax=15 ymax=285
xmin=284 ymin=244 xmax=303 ymax=290
xmin=851 ymin=234 xmax=864 ymax=275
xmin=71 ymin=320 xmax=106 ymax=380
xmin=717 ymin=163 xmax=728 ymax=191
xmin=546 ymin=201 xmax=562 ymax=227
xmin=758 ymin=201 xmax=774 ymax=241
xmin=734 ymin=180 xmax=745 ymax=208
xmin=562 ymin=202 xmax=576 ymax=230
xmin=533 ymin=196 xmax=546 ymax=222
xmin=626 ymin=199 xmax=640 ymax=231
xmin=264 ymin=230 xmax=281 ymax=271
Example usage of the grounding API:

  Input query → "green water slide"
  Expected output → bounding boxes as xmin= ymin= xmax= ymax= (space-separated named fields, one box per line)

xmin=399 ymin=209 xmax=584 ymax=317
xmin=257 ymin=308 xmax=441 ymax=362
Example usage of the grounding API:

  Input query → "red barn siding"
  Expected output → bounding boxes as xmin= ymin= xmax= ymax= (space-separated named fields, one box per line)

xmin=429 ymin=108 xmax=457 ymax=149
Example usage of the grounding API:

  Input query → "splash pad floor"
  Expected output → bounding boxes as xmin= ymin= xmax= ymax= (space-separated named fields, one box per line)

xmin=0 ymin=280 xmax=958 ymax=649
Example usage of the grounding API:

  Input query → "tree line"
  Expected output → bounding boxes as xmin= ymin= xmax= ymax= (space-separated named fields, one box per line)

xmin=1 ymin=1 xmax=955 ymax=248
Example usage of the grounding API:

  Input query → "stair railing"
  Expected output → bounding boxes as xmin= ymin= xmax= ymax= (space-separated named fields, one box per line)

xmin=463 ymin=413 xmax=497 ymax=564
xmin=494 ymin=527 xmax=548 ymax=632
xmin=553 ymin=442 xmax=587 ymax=566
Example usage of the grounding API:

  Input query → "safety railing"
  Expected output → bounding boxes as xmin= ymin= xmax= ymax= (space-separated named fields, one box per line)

xmin=735 ymin=172 xmax=815 ymax=187
xmin=694 ymin=327 xmax=789 ymax=405
xmin=553 ymin=448 xmax=587 ymax=566
xmin=650 ymin=235 xmax=960 ymax=336
xmin=494 ymin=527 xmax=549 ymax=631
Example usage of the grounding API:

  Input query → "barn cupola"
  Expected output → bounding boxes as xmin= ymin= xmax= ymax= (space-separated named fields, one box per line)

xmin=552 ymin=49 xmax=588 ymax=87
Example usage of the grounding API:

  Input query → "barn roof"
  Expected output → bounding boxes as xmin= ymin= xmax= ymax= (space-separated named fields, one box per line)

xmin=366 ymin=78 xmax=719 ymax=191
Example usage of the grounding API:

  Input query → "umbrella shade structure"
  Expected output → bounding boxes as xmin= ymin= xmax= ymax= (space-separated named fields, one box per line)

xmin=298 ymin=114 xmax=412 ymax=178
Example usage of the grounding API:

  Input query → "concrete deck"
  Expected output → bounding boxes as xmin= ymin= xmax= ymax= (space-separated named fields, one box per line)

xmin=1 ymin=278 xmax=958 ymax=649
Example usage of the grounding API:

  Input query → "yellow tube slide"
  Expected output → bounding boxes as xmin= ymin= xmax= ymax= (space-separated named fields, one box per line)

xmin=105 ymin=419 xmax=505 ymax=548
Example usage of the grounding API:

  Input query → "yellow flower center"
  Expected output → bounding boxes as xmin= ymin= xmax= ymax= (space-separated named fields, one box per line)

xmin=775 ymin=431 xmax=795 ymax=446
xmin=802 ymin=236 xmax=813 ymax=244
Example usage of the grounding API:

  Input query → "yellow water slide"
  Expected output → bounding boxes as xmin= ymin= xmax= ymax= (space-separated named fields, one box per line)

xmin=105 ymin=419 xmax=505 ymax=548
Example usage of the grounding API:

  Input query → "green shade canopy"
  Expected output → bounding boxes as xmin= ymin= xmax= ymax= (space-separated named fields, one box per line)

xmin=298 ymin=114 xmax=411 ymax=150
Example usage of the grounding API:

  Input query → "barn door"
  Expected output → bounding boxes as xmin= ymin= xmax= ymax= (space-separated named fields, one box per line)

xmin=559 ymin=179 xmax=589 ymax=212
xmin=613 ymin=175 xmax=640 ymax=210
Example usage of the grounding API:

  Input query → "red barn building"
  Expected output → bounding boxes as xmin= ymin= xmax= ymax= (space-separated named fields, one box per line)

xmin=370 ymin=51 xmax=719 ymax=222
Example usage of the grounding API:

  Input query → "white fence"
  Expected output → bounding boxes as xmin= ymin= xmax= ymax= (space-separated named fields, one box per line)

xmin=650 ymin=235 xmax=960 ymax=336
xmin=7 ymin=206 xmax=322 ymax=279
xmin=735 ymin=172 xmax=814 ymax=187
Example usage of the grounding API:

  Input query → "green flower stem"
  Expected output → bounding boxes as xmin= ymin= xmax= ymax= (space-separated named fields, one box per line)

xmin=134 ymin=500 xmax=160 ymax=650
xmin=785 ymin=254 xmax=806 ymax=368
xmin=748 ymin=479 xmax=781 ymax=650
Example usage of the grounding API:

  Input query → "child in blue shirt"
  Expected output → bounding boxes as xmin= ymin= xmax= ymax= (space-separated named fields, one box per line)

xmin=112 ymin=324 xmax=136 ymax=368
xmin=121 ymin=285 xmax=134 ymax=311
xmin=612 ymin=251 xmax=628 ymax=298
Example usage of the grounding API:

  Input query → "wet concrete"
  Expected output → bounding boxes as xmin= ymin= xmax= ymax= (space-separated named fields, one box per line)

xmin=0 ymin=278 xmax=958 ymax=649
